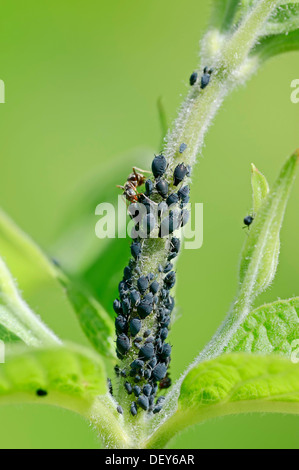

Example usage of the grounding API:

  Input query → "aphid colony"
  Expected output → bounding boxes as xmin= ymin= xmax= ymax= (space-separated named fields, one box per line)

xmin=114 ymin=147 xmax=190 ymax=416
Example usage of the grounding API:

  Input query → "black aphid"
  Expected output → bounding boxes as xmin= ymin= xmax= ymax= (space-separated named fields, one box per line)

xmin=159 ymin=210 xmax=181 ymax=237
xmin=180 ymin=209 xmax=190 ymax=227
xmin=114 ymin=365 xmax=120 ymax=376
xmin=131 ymin=242 xmax=141 ymax=260
xmin=156 ymin=179 xmax=169 ymax=198
xmin=137 ymin=299 xmax=153 ymax=319
xmin=36 ymin=389 xmax=48 ymax=397
xmin=244 ymin=215 xmax=254 ymax=227
xmin=164 ymin=271 xmax=176 ymax=289
xmin=145 ymin=213 xmax=156 ymax=234
xmin=163 ymin=263 xmax=173 ymax=273
xmin=158 ymin=201 xmax=168 ymax=218
xmin=130 ymin=402 xmax=138 ymax=416
xmin=173 ymin=163 xmax=188 ymax=186
xmin=133 ymin=385 xmax=141 ymax=397
xmin=129 ymin=318 xmax=142 ymax=336
xmin=152 ymin=363 xmax=167 ymax=381
xmin=138 ymin=395 xmax=149 ymax=411
xmin=116 ymin=333 xmax=130 ymax=355
xmin=153 ymin=404 xmax=163 ymax=414
xmin=123 ymin=266 xmax=132 ymax=281
xmin=115 ymin=315 xmax=127 ymax=334
xmin=139 ymin=342 xmax=155 ymax=360
xmin=144 ymin=369 xmax=151 ymax=379
xmin=161 ymin=343 xmax=172 ymax=359
xmin=113 ymin=299 xmax=122 ymax=314
xmin=125 ymin=382 xmax=133 ymax=394
xmin=134 ymin=375 xmax=141 ymax=383
xmin=178 ymin=185 xmax=190 ymax=205
xmin=160 ymin=327 xmax=168 ymax=341
xmin=200 ymin=66 xmax=213 ymax=89
xmin=137 ymin=275 xmax=149 ymax=294
xmin=143 ymin=384 xmax=152 ymax=397
xmin=152 ymin=154 xmax=167 ymax=179
xmin=166 ymin=192 xmax=179 ymax=207
xmin=179 ymin=143 xmax=187 ymax=153
xmin=145 ymin=179 xmax=154 ymax=196
xmin=171 ymin=236 xmax=180 ymax=253
xmin=150 ymin=280 xmax=160 ymax=294
xmin=148 ymin=357 xmax=158 ymax=369
xmin=130 ymin=290 xmax=141 ymax=307
xmin=120 ymin=369 xmax=127 ymax=378
xmin=117 ymin=405 xmax=123 ymax=414
xmin=189 ymin=72 xmax=198 ymax=86
xmin=130 ymin=359 xmax=144 ymax=370
xmin=121 ymin=297 xmax=131 ymax=316
xmin=144 ymin=329 xmax=151 ymax=338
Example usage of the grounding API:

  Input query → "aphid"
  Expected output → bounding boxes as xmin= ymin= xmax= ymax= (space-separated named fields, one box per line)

xmin=178 ymin=185 xmax=190 ymax=205
xmin=137 ymin=299 xmax=153 ymax=319
xmin=152 ymin=363 xmax=167 ymax=381
xmin=189 ymin=72 xmax=198 ymax=86
xmin=145 ymin=179 xmax=154 ymax=197
xmin=120 ymin=369 xmax=127 ymax=378
xmin=114 ymin=365 xmax=120 ymax=377
xmin=130 ymin=318 xmax=142 ymax=336
xmin=152 ymin=154 xmax=167 ymax=179
xmin=147 ymin=272 xmax=155 ymax=281
xmin=117 ymin=167 xmax=150 ymax=203
xmin=161 ymin=316 xmax=171 ymax=328
xmin=133 ymin=385 xmax=141 ymax=397
xmin=163 ymin=262 xmax=173 ymax=273
xmin=180 ymin=209 xmax=190 ymax=227
xmin=121 ymin=297 xmax=131 ymax=316
xmin=138 ymin=395 xmax=149 ymax=411
xmin=145 ymin=336 xmax=154 ymax=343
xmin=107 ymin=378 xmax=113 ymax=395
xmin=200 ymin=66 xmax=213 ymax=89
xmin=179 ymin=143 xmax=187 ymax=153
xmin=130 ymin=359 xmax=144 ymax=370
xmin=36 ymin=389 xmax=48 ymax=397
xmin=156 ymin=179 xmax=169 ymax=198
xmin=116 ymin=333 xmax=130 ymax=355
xmin=158 ymin=201 xmax=168 ymax=218
xmin=173 ymin=163 xmax=188 ymax=186
xmin=166 ymin=192 xmax=179 ymax=207
xmin=123 ymin=266 xmax=132 ymax=281
xmin=244 ymin=215 xmax=254 ymax=228
xmin=113 ymin=299 xmax=122 ymax=314
xmin=144 ymin=369 xmax=151 ymax=379
xmin=148 ymin=357 xmax=158 ymax=369
xmin=155 ymin=337 xmax=163 ymax=353
xmin=156 ymin=396 xmax=166 ymax=404
xmin=131 ymin=241 xmax=141 ymax=260
xmin=159 ymin=210 xmax=181 ymax=237
xmin=160 ymin=327 xmax=168 ymax=341
xmin=134 ymin=375 xmax=141 ymax=383
xmin=165 ymin=296 xmax=175 ymax=312
xmin=161 ymin=343 xmax=172 ymax=359
xmin=139 ymin=342 xmax=155 ymax=360
xmin=130 ymin=290 xmax=141 ymax=307
xmin=143 ymin=384 xmax=152 ymax=397
xmin=164 ymin=271 xmax=176 ymax=289
xmin=117 ymin=405 xmax=123 ymax=414
xmin=137 ymin=275 xmax=149 ymax=294
xmin=153 ymin=404 xmax=163 ymax=414
xmin=143 ymin=329 xmax=151 ymax=338
xmin=125 ymin=382 xmax=133 ymax=394
xmin=115 ymin=315 xmax=127 ymax=334
xmin=159 ymin=374 xmax=172 ymax=389
xmin=150 ymin=281 xmax=160 ymax=294
xmin=144 ymin=212 xmax=156 ymax=234
xmin=130 ymin=402 xmax=138 ymax=416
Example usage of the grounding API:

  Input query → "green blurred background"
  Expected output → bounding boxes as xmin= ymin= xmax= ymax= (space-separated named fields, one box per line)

xmin=0 ymin=0 xmax=299 ymax=449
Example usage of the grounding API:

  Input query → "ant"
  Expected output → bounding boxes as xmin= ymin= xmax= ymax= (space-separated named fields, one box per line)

xmin=117 ymin=167 xmax=151 ymax=203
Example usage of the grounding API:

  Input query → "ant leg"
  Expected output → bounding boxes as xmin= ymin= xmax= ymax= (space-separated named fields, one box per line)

xmin=133 ymin=166 xmax=151 ymax=174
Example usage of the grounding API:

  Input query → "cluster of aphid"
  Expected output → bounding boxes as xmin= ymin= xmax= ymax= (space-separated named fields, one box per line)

xmin=189 ymin=66 xmax=213 ymax=89
xmin=113 ymin=149 xmax=192 ymax=416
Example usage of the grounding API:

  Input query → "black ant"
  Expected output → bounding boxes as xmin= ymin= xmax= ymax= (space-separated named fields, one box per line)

xmin=117 ymin=167 xmax=151 ymax=203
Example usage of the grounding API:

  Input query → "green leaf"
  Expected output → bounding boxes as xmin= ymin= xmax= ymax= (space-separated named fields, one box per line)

xmin=252 ymin=28 xmax=299 ymax=62
xmin=145 ymin=353 xmax=299 ymax=448
xmin=0 ymin=209 xmax=115 ymax=358
xmin=0 ymin=324 xmax=21 ymax=343
xmin=225 ymin=297 xmax=299 ymax=356
xmin=239 ymin=151 xmax=298 ymax=302
xmin=251 ymin=163 xmax=269 ymax=212
xmin=0 ymin=256 xmax=60 ymax=347
xmin=0 ymin=343 xmax=131 ymax=448
xmin=209 ymin=0 xmax=241 ymax=32
xmin=265 ymin=4 xmax=299 ymax=35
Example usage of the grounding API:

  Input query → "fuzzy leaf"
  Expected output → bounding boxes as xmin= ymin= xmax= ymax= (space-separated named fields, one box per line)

xmin=251 ymin=163 xmax=270 ymax=212
xmin=265 ymin=3 xmax=299 ymax=35
xmin=146 ymin=353 xmax=299 ymax=448
xmin=209 ymin=0 xmax=241 ymax=31
xmin=0 ymin=343 xmax=106 ymax=409
xmin=0 ymin=257 xmax=60 ymax=347
xmin=225 ymin=298 xmax=299 ymax=355
xmin=252 ymin=28 xmax=299 ymax=61
xmin=0 ymin=209 xmax=115 ymax=358
xmin=239 ymin=151 xmax=298 ymax=301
